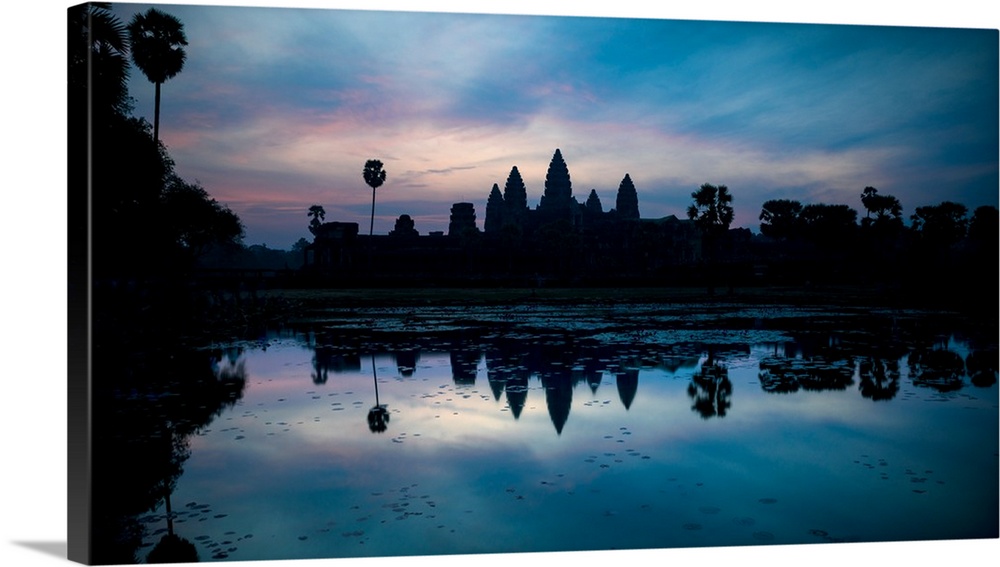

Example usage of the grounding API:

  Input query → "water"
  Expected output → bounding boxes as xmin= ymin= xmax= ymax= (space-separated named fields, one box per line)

xmin=129 ymin=319 xmax=998 ymax=562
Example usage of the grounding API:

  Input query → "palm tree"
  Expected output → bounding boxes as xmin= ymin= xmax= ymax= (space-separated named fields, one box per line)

xmin=363 ymin=159 xmax=387 ymax=236
xmin=308 ymin=204 xmax=326 ymax=234
xmin=758 ymin=198 xmax=803 ymax=240
xmin=687 ymin=183 xmax=734 ymax=235
xmin=69 ymin=3 xmax=131 ymax=120
xmin=687 ymin=183 xmax=734 ymax=293
xmin=859 ymin=186 xmax=902 ymax=229
xmin=127 ymin=7 xmax=188 ymax=144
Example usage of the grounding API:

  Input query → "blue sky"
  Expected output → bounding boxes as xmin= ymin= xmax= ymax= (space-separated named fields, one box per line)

xmin=106 ymin=1 xmax=998 ymax=248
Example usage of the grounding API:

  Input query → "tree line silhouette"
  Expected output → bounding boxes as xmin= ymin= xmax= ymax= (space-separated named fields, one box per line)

xmin=71 ymin=4 xmax=244 ymax=285
xmin=71 ymin=5 xmax=247 ymax=564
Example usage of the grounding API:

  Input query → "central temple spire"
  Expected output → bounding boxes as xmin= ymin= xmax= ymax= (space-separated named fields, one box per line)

xmin=538 ymin=148 xmax=575 ymax=222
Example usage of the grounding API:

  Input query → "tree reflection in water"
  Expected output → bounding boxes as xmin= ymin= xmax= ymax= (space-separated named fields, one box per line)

xmin=367 ymin=406 xmax=391 ymax=433
xmin=908 ymin=348 xmax=966 ymax=392
xmin=758 ymin=356 xmax=855 ymax=394
xmin=687 ymin=349 xmax=732 ymax=419
xmin=858 ymin=356 xmax=901 ymax=401
xmin=967 ymin=348 xmax=998 ymax=387
xmin=146 ymin=424 xmax=200 ymax=563
xmin=146 ymin=532 xmax=199 ymax=564
xmin=368 ymin=353 xmax=391 ymax=433
xmin=92 ymin=348 xmax=247 ymax=563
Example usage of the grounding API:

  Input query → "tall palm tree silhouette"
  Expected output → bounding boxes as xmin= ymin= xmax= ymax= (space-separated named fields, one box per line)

xmin=363 ymin=159 xmax=387 ymax=237
xmin=127 ymin=7 xmax=188 ymax=144
xmin=687 ymin=183 xmax=734 ymax=294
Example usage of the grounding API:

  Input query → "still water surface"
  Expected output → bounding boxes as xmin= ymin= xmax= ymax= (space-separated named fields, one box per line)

xmin=137 ymin=326 xmax=998 ymax=562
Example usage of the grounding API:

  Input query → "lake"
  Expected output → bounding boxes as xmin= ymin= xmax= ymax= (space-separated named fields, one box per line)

xmin=113 ymin=301 xmax=997 ymax=563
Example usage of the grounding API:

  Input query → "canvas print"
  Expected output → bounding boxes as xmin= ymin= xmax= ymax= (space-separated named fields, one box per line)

xmin=68 ymin=1 xmax=999 ymax=565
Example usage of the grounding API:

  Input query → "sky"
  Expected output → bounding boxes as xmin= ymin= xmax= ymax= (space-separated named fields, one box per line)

xmin=102 ymin=1 xmax=999 ymax=249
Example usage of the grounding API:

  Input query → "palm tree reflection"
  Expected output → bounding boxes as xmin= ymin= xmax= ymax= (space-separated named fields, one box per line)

xmin=368 ymin=406 xmax=390 ymax=433
xmin=688 ymin=349 xmax=732 ymax=419
xmin=858 ymin=356 xmax=900 ymax=401
xmin=147 ymin=532 xmax=199 ymax=563
xmin=367 ymin=354 xmax=390 ymax=433
xmin=147 ymin=424 xmax=199 ymax=563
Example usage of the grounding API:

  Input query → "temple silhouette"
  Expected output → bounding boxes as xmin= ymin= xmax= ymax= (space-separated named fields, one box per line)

xmin=303 ymin=148 xmax=740 ymax=286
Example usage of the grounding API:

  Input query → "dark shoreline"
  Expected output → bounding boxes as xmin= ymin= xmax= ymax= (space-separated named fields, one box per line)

xmin=243 ymin=285 xmax=995 ymax=351
xmin=92 ymin=282 xmax=998 ymax=350
xmin=264 ymin=284 xmax=991 ymax=313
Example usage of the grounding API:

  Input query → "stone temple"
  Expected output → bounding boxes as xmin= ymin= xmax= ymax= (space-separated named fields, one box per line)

xmin=303 ymin=148 xmax=746 ymax=286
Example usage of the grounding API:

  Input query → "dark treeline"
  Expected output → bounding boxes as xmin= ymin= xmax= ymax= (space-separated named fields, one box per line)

xmin=71 ymin=5 xmax=244 ymax=284
xmin=755 ymin=188 xmax=999 ymax=305
xmin=70 ymin=5 xmax=256 ymax=564
xmin=70 ymin=3 xmax=306 ymax=345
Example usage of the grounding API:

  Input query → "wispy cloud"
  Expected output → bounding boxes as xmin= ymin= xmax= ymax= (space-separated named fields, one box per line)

xmin=110 ymin=3 xmax=998 ymax=247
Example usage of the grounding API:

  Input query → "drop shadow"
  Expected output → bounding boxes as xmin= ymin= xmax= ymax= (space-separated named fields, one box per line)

xmin=12 ymin=540 xmax=67 ymax=559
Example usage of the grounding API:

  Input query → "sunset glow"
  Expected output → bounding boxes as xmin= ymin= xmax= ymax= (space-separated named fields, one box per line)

xmin=109 ymin=2 xmax=999 ymax=248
